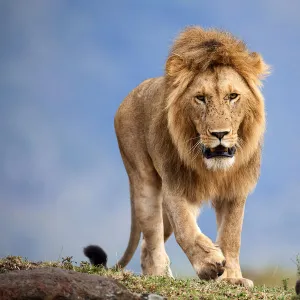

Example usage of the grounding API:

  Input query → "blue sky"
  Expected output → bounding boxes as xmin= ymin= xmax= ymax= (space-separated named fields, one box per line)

xmin=1 ymin=0 xmax=300 ymax=276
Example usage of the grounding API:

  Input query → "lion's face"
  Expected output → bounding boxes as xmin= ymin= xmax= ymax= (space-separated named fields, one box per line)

xmin=172 ymin=66 xmax=255 ymax=171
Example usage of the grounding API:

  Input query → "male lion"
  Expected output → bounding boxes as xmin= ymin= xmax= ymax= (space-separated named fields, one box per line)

xmin=85 ymin=27 xmax=270 ymax=287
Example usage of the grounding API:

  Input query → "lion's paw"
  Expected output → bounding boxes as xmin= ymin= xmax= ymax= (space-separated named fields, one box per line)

xmin=195 ymin=248 xmax=226 ymax=280
xmin=197 ymin=259 xmax=226 ymax=280
xmin=221 ymin=277 xmax=254 ymax=288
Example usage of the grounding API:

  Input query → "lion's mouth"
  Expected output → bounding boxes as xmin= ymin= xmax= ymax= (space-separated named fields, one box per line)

xmin=203 ymin=145 xmax=236 ymax=159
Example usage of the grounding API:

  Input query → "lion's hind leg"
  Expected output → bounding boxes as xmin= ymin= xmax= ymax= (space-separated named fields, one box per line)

xmin=163 ymin=209 xmax=173 ymax=243
xmin=130 ymin=174 xmax=173 ymax=277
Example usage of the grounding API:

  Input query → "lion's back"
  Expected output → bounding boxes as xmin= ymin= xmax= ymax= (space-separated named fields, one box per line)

xmin=115 ymin=77 xmax=163 ymax=130
xmin=114 ymin=77 xmax=165 ymax=172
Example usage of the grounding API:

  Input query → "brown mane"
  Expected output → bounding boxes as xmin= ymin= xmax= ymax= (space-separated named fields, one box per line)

xmin=166 ymin=27 xmax=269 ymax=85
xmin=153 ymin=27 xmax=270 ymax=199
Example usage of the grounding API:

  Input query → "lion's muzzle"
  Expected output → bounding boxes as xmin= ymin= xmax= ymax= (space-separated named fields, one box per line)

xmin=203 ymin=145 xmax=236 ymax=159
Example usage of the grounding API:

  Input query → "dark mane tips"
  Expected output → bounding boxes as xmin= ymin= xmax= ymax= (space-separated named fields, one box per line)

xmin=201 ymin=39 xmax=224 ymax=52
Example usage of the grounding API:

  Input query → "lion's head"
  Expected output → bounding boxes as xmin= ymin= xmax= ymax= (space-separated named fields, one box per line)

xmin=165 ymin=27 xmax=270 ymax=171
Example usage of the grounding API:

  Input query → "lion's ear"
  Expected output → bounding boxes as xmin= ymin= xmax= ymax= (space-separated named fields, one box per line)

xmin=250 ymin=52 xmax=271 ymax=78
xmin=166 ymin=54 xmax=186 ymax=76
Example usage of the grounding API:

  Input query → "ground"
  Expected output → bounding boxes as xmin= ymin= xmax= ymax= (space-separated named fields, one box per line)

xmin=0 ymin=256 xmax=297 ymax=299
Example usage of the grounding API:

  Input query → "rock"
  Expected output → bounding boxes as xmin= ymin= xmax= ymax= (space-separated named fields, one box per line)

xmin=296 ymin=279 xmax=300 ymax=295
xmin=141 ymin=294 xmax=166 ymax=300
xmin=0 ymin=267 xmax=140 ymax=300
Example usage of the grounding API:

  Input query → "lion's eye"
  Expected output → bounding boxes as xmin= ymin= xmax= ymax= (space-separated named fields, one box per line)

xmin=228 ymin=93 xmax=239 ymax=101
xmin=195 ymin=95 xmax=206 ymax=103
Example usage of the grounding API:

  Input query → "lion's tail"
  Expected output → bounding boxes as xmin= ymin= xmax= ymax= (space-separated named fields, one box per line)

xmin=113 ymin=204 xmax=141 ymax=269
xmin=84 ymin=200 xmax=141 ymax=269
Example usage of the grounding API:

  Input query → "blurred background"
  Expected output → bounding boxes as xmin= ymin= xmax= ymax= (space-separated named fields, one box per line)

xmin=1 ymin=0 xmax=300 ymax=285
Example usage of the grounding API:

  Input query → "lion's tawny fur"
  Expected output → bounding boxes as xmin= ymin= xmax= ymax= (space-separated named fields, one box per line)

xmin=101 ymin=26 xmax=270 ymax=287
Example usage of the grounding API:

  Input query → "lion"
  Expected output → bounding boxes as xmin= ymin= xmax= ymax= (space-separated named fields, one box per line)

xmin=85 ymin=27 xmax=270 ymax=288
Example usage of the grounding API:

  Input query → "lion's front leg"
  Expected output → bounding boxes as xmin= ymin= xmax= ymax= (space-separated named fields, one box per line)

xmin=214 ymin=197 xmax=253 ymax=288
xmin=163 ymin=189 xmax=226 ymax=280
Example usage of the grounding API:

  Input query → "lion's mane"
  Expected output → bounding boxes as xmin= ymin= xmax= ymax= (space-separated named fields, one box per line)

xmin=153 ymin=27 xmax=270 ymax=200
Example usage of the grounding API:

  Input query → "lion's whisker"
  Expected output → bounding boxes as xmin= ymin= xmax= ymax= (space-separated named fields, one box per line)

xmin=191 ymin=148 xmax=202 ymax=162
xmin=186 ymin=136 xmax=200 ymax=144
xmin=189 ymin=140 xmax=202 ymax=154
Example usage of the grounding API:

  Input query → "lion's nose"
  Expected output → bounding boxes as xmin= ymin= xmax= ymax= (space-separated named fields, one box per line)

xmin=210 ymin=131 xmax=230 ymax=140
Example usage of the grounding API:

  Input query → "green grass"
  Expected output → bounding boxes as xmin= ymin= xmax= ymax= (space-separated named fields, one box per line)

xmin=0 ymin=255 xmax=297 ymax=299
xmin=295 ymin=254 xmax=300 ymax=277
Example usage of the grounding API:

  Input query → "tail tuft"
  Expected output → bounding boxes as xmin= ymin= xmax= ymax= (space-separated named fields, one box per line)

xmin=83 ymin=245 xmax=107 ymax=268
xmin=296 ymin=279 xmax=300 ymax=295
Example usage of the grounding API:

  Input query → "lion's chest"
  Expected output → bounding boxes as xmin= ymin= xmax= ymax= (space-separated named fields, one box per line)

xmin=194 ymin=170 xmax=256 ymax=201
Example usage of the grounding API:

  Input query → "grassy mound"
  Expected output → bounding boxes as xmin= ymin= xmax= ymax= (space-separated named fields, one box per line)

xmin=0 ymin=256 xmax=296 ymax=299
